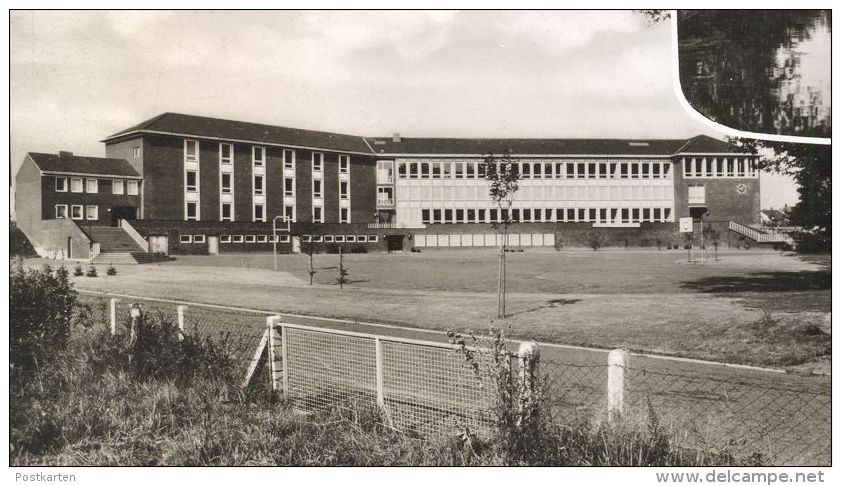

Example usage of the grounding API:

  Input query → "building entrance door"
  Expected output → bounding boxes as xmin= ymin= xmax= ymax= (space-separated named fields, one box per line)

xmin=386 ymin=235 xmax=403 ymax=252
xmin=208 ymin=236 xmax=219 ymax=255
xmin=149 ymin=235 xmax=168 ymax=255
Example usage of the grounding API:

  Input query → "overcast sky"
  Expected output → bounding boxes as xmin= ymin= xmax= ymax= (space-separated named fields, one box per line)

xmin=9 ymin=10 xmax=797 ymax=208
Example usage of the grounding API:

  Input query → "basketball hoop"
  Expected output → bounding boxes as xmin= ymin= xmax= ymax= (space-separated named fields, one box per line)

xmin=273 ymin=215 xmax=291 ymax=271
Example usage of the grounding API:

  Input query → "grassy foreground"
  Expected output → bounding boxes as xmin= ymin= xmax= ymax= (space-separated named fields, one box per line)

xmin=11 ymin=321 xmax=763 ymax=466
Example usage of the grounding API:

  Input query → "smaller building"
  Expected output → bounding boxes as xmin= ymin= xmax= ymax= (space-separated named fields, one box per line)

xmin=15 ymin=151 xmax=144 ymax=260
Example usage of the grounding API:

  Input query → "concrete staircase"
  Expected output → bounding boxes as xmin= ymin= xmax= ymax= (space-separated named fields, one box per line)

xmin=85 ymin=226 xmax=170 ymax=264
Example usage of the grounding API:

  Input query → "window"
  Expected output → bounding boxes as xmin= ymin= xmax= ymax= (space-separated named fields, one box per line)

xmin=257 ymin=235 xmax=268 ymax=243
xmin=127 ymin=180 xmax=139 ymax=195
xmin=279 ymin=234 xmax=290 ymax=243
xmin=533 ymin=163 xmax=542 ymax=178
xmin=254 ymin=175 xmax=264 ymax=195
xmin=254 ymin=204 xmax=265 ymax=222
xmin=71 ymin=178 xmax=83 ymax=193
xmin=245 ymin=235 xmax=256 ymax=243
xmin=324 ymin=235 xmax=334 ymax=243
xmin=335 ymin=235 xmax=345 ymax=243
xmin=369 ymin=235 xmax=379 ymax=243
xmin=69 ymin=205 xmax=83 ymax=220
xmin=186 ymin=171 xmax=198 ymax=192
xmin=220 ymin=143 xmax=233 ymax=164
xmin=284 ymin=178 xmax=295 ymax=196
xmin=186 ymin=202 xmax=198 ymax=221
xmin=233 ymin=235 xmax=244 ymax=243
xmin=313 ymin=206 xmax=323 ymax=223
xmin=221 ymin=173 xmax=232 ymax=194
xmin=398 ymin=162 xmax=407 ymax=178
xmin=220 ymin=235 xmax=232 ymax=243
xmin=339 ymin=155 xmax=350 ymax=173
xmin=313 ymin=179 xmax=322 ymax=198
xmin=357 ymin=235 xmax=367 ymax=243
xmin=133 ymin=146 xmax=141 ymax=158
xmin=302 ymin=235 xmax=312 ymax=243
xmin=346 ymin=235 xmax=357 ymax=243
xmin=253 ymin=146 xmax=265 ymax=166
xmin=688 ymin=185 xmax=706 ymax=205
xmin=421 ymin=209 xmax=431 ymax=224
xmin=55 ymin=205 xmax=68 ymax=219
xmin=284 ymin=205 xmax=295 ymax=222
xmin=86 ymin=205 xmax=98 ymax=220
xmin=466 ymin=163 xmax=475 ymax=179
xmin=283 ymin=149 xmax=295 ymax=169
xmin=454 ymin=162 xmax=464 ymax=179
xmin=420 ymin=162 xmax=430 ymax=179
xmin=221 ymin=202 xmax=233 ymax=221
xmin=340 ymin=181 xmax=349 ymax=200
xmin=55 ymin=177 xmax=68 ymax=192
xmin=180 ymin=235 xmax=193 ymax=244
xmin=340 ymin=207 xmax=350 ymax=224
xmin=312 ymin=152 xmax=323 ymax=172
xmin=112 ymin=179 xmax=125 ymax=195
xmin=194 ymin=235 xmax=206 ymax=243
xmin=185 ymin=140 xmax=199 ymax=162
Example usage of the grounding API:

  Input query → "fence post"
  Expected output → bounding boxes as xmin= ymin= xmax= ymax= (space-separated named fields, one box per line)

xmin=518 ymin=341 xmax=540 ymax=425
xmin=109 ymin=298 xmax=119 ymax=336
xmin=375 ymin=338 xmax=384 ymax=408
xmin=607 ymin=349 xmax=629 ymax=420
xmin=281 ymin=324 xmax=288 ymax=397
xmin=176 ymin=305 xmax=186 ymax=341
xmin=267 ymin=316 xmax=279 ymax=392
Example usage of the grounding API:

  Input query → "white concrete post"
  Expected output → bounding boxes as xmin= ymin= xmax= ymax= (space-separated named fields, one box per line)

xmin=375 ymin=338 xmax=385 ymax=408
xmin=109 ymin=298 xmax=119 ymax=336
xmin=281 ymin=324 xmax=288 ymax=397
xmin=267 ymin=316 xmax=278 ymax=392
xmin=607 ymin=349 xmax=629 ymax=420
xmin=176 ymin=305 xmax=186 ymax=341
xmin=517 ymin=341 xmax=541 ymax=425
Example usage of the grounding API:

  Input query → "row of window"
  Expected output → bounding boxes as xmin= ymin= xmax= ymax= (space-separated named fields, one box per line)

xmin=682 ymin=157 xmax=758 ymax=178
xmin=419 ymin=207 xmax=673 ymax=224
xmin=178 ymin=234 xmax=380 ymax=244
xmin=184 ymin=139 xmax=351 ymax=172
xmin=396 ymin=160 xmax=674 ymax=180
xmin=188 ymin=201 xmax=350 ymax=224
xmin=55 ymin=177 xmax=139 ymax=195
xmin=396 ymin=184 xmax=673 ymax=203
xmin=55 ymin=204 xmax=99 ymax=220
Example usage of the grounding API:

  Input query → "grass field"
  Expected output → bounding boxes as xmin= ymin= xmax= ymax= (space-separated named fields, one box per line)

xmin=50 ymin=248 xmax=830 ymax=371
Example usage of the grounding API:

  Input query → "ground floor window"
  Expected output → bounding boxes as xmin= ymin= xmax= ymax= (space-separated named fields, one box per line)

xmin=186 ymin=202 xmax=198 ymax=221
xmin=221 ymin=203 xmax=233 ymax=221
xmin=193 ymin=235 xmax=206 ymax=243
xmin=180 ymin=235 xmax=192 ymax=243
xmin=70 ymin=205 xmax=83 ymax=220
xmin=55 ymin=204 xmax=68 ymax=219
xmin=86 ymin=205 xmax=98 ymax=220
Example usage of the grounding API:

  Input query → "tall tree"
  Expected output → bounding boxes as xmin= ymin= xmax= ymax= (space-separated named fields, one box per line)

xmin=483 ymin=150 xmax=520 ymax=318
xmin=731 ymin=139 xmax=831 ymax=244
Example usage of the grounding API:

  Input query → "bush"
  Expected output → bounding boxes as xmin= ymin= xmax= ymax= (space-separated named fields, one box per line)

xmin=10 ymin=222 xmax=37 ymax=257
xmin=10 ymin=260 xmax=78 ymax=372
xmin=73 ymin=264 xmax=84 ymax=276
xmin=86 ymin=265 xmax=98 ymax=277
xmin=792 ymin=232 xmax=830 ymax=253
xmin=106 ymin=264 xmax=117 ymax=276
xmin=588 ymin=232 xmax=602 ymax=251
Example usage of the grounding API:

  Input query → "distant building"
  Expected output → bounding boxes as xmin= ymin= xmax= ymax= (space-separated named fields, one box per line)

xmin=15 ymin=112 xmax=761 ymax=261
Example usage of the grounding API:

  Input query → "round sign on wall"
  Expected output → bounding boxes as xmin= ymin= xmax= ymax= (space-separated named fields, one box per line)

xmin=736 ymin=183 xmax=747 ymax=195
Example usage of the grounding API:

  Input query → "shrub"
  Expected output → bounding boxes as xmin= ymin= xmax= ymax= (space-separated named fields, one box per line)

xmin=86 ymin=265 xmax=98 ymax=277
xmin=10 ymin=222 xmax=37 ymax=257
xmin=792 ymin=231 xmax=830 ymax=253
xmin=106 ymin=264 xmax=117 ymax=276
xmin=73 ymin=264 xmax=84 ymax=276
xmin=10 ymin=260 xmax=78 ymax=373
xmin=588 ymin=232 xmax=602 ymax=251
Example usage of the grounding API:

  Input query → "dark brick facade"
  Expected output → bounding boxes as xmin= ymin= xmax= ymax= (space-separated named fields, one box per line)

xmin=672 ymin=162 xmax=761 ymax=225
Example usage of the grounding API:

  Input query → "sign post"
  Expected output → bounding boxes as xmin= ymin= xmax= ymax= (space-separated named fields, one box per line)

xmin=680 ymin=217 xmax=694 ymax=263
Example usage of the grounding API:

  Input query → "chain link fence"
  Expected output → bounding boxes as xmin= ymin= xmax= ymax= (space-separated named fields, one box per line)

xmin=73 ymin=291 xmax=830 ymax=465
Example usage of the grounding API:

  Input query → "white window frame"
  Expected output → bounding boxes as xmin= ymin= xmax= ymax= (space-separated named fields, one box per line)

xmin=220 ymin=143 xmax=233 ymax=165
xmin=346 ymin=235 xmax=357 ymax=243
xmin=312 ymin=152 xmax=324 ymax=172
xmin=257 ymin=235 xmax=269 ymax=243
xmin=221 ymin=173 xmax=233 ymax=194
xmin=70 ymin=177 xmax=83 ymax=193
xmin=221 ymin=202 xmax=234 ymax=222
xmin=55 ymin=177 xmax=68 ymax=192
xmin=55 ymin=204 xmax=68 ymax=219
xmin=368 ymin=235 xmax=379 ymax=243
xmin=339 ymin=180 xmax=350 ymax=200
xmin=245 ymin=235 xmax=257 ymax=243
xmin=186 ymin=170 xmax=198 ymax=192
xmin=283 ymin=149 xmax=295 ymax=169
xmin=357 ymin=235 xmax=367 ymax=243
xmin=180 ymin=235 xmax=193 ymax=244
xmin=184 ymin=139 xmax=199 ymax=163
xmin=340 ymin=207 xmax=350 ymax=224
xmin=126 ymin=180 xmax=139 ymax=195
xmin=112 ymin=179 xmax=125 ymax=195
xmin=253 ymin=174 xmax=264 ymax=196
xmin=193 ymin=235 xmax=206 ymax=243
xmin=85 ymin=205 xmax=98 ymax=220
xmin=313 ymin=178 xmax=323 ymax=198
xmin=253 ymin=203 xmax=266 ymax=222
xmin=70 ymin=205 xmax=84 ymax=220
xmin=279 ymin=234 xmax=290 ymax=243
xmin=284 ymin=205 xmax=296 ymax=222
xmin=324 ymin=235 xmax=335 ymax=243
xmin=252 ymin=146 xmax=265 ymax=166
xmin=339 ymin=154 xmax=350 ymax=173
xmin=186 ymin=201 xmax=199 ymax=221
xmin=312 ymin=206 xmax=323 ymax=223
xmin=284 ymin=177 xmax=295 ymax=197
xmin=233 ymin=235 xmax=244 ymax=243
xmin=133 ymin=146 xmax=141 ymax=158
xmin=220 ymin=235 xmax=232 ymax=243
xmin=335 ymin=235 xmax=345 ymax=243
